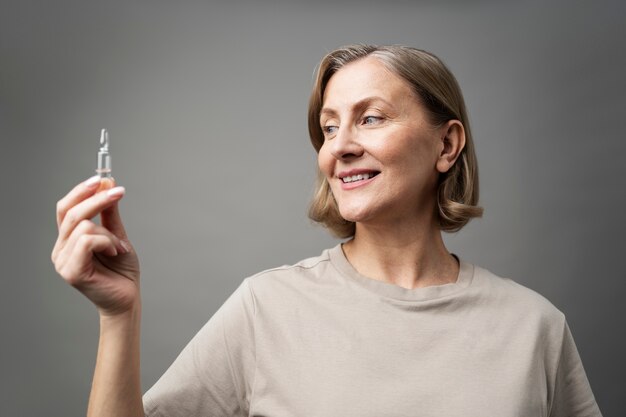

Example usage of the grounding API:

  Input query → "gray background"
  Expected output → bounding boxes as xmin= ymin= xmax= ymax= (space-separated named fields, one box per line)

xmin=1 ymin=0 xmax=625 ymax=415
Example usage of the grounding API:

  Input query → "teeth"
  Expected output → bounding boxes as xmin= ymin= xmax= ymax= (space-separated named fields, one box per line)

xmin=342 ymin=173 xmax=373 ymax=183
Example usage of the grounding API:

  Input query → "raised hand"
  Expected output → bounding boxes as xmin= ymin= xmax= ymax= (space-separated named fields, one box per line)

xmin=51 ymin=176 xmax=140 ymax=317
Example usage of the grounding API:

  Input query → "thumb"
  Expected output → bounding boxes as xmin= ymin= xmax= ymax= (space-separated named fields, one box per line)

xmin=101 ymin=200 xmax=128 ymax=240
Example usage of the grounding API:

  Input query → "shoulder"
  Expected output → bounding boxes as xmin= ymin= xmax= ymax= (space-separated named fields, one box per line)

xmin=243 ymin=248 xmax=336 ymax=299
xmin=470 ymin=262 xmax=566 ymax=330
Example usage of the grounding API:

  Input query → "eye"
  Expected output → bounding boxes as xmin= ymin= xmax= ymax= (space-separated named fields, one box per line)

xmin=322 ymin=125 xmax=338 ymax=136
xmin=362 ymin=115 xmax=382 ymax=125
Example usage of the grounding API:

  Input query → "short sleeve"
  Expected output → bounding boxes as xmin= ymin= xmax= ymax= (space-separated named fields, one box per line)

xmin=143 ymin=278 xmax=257 ymax=417
xmin=549 ymin=321 xmax=602 ymax=417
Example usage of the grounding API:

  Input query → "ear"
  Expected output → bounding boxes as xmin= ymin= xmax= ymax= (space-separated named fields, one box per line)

xmin=436 ymin=120 xmax=466 ymax=174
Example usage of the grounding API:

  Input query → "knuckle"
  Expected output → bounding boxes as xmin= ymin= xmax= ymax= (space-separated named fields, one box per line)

xmin=56 ymin=200 xmax=65 ymax=215
xmin=51 ymin=243 xmax=63 ymax=269
xmin=64 ymin=209 xmax=77 ymax=226
xmin=76 ymin=234 xmax=93 ymax=250
xmin=63 ymin=207 xmax=81 ymax=225
xmin=54 ymin=259 xmax=65 ymax=277
xmin=77 ymin=219 xmax=94 ymax=233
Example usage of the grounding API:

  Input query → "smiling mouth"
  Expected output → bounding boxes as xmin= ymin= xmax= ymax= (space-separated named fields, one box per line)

xmin=340 ymin=171 xmax=380 ymax=183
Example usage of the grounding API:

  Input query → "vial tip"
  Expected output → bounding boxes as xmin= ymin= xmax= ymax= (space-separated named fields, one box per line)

xmin=100 ymin=129 xmax=109 ymax=148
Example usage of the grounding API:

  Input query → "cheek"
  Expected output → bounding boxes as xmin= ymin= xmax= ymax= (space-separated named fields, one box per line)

xmin=380 ymin=136 xmax=439 ymax=182
xmin=317 ymin=145 xmax=334 ymax=177
xmin=399 ymin=132 xmax=437 ymax=163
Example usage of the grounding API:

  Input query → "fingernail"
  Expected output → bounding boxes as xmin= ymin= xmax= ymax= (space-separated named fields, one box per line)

xmin=120 ymin=240 xmax=131 ymax=254
xmin=107 ymin=186 xmax=125 ymax=198
xmin=85 ymin=175 xmax=101 ymax=187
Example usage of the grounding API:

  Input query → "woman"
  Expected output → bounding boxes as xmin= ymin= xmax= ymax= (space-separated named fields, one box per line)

xmin=51 ymin=45 xmax=602 ymax=416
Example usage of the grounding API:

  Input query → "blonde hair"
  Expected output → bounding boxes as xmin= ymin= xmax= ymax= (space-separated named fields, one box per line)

xmin=307 ymin=44 xmax=483 ymax=238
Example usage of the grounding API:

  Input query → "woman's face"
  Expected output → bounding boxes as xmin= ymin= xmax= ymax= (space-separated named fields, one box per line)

xmin=318 ymin=56 xmax=446 ymax=226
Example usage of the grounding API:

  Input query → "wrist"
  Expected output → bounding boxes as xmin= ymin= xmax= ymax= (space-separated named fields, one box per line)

xmin=98 ymin=301 xmax=142 ymax=326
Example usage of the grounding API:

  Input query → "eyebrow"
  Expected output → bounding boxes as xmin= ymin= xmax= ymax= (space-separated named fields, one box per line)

xmin=320 ymin=96 xmax=393 ymax=119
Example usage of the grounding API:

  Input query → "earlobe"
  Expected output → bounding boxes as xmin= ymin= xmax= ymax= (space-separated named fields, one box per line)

xmin=436 ymin=120 xmax=466 ymax=173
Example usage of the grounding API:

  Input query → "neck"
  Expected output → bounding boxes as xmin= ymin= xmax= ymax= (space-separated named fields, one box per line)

xmin=342 ymin=216 xmax=458 ymax=290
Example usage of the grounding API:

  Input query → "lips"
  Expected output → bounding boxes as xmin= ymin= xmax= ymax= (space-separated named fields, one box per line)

xmin=336 ymin=169 xmax=380 ymax=189
xmin=337 ymin=169 xmax=381 ymax=183
xmin=341 ymin=172 xmax=380 ymax=183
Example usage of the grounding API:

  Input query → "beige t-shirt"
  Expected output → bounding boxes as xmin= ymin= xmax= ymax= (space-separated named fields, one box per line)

xmin=143 ymin=245 xmax=602 ymax=416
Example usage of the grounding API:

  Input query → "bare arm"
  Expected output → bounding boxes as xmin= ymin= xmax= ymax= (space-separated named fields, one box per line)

xmin=88 ymin=308 xmax=143 ymax=417
xmin=52 ymin=177 xmax=143 ymax=417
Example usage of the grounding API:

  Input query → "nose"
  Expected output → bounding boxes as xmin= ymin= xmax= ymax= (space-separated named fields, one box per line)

xmin=330 ymin=125 xmax=364 ymax=161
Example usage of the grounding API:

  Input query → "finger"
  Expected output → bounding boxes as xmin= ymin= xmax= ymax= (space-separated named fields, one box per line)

xmin=61 ymin=219 xmax=130 ymax=260
xmin=51 ymin=216 xmax=96 ymax=263
xmin=53 ymin=219 xmax=126 ymax=272
xmin=58 ymin=186 xmax=126 ymax=243
xmin=56 ymin=176 xmax=103 ymax=229
xmin=53 ymin=185 xmax=127 ymax=264
xmin=59 ymin=234 xmax=118 ymax=287
xmin=101 ymin=200 xmax=128 ymax=241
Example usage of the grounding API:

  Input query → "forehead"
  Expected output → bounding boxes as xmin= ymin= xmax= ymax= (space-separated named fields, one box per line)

xmin=322 ymin=56 xmax=415 ymax=109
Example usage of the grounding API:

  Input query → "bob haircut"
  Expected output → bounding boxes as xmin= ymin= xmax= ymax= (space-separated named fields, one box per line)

xmin=307 ymin=44 xmax=483 ymax=238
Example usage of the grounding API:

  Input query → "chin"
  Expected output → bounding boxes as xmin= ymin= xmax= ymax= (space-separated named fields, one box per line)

xmin=337 ymin=205 xmax=375 ymax=224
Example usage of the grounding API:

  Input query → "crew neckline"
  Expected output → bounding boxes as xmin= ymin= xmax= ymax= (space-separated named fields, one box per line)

xmin=328 ymin=243 xmax=475 ymax=302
